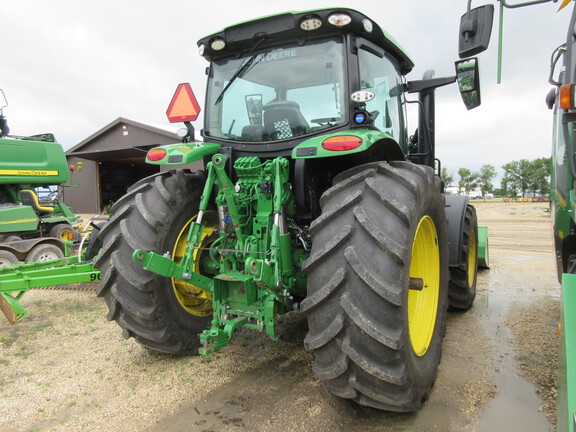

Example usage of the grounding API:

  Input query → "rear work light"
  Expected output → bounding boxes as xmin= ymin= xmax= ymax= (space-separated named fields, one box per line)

xmin=560 ymin=83 xmax=576 ymax=109
xmin=328 ymin=13 xmax=352 ymax=27
xmin=300 ymin=16 xmax=322 ymax=31
xmin=147 ymin=148 xmax=167 ymax=161
xmin=211 ymin=38 xmax=226 ymax=51
xmin=322 ymin=135 xmax=362 ymax=151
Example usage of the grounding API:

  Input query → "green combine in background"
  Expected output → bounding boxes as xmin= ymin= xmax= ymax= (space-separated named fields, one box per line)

xmin=0 ymin=88 xmax=79 ymax=267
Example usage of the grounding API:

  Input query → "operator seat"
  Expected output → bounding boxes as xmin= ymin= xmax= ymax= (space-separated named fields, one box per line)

xmin=263 ymin=101 xmax=309 ymax=140
xmin=19 ymin=190 xmax=54 ymax=215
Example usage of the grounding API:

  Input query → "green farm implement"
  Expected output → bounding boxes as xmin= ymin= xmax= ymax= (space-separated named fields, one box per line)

xmin=0 ymin=254 xmax=100 ymax=324
xmin=0 ymin=89 xmax=80 ymax=266
xmin=0 ymin=88 xmax=99 ymax=324
xmin=90 ymin=8 xmax=488 ymax=411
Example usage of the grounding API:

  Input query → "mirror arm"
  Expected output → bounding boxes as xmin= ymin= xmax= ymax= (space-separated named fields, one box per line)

xmin=406 ymin=76 xmax=456 ymax=94
xmin=500 ymin=0 xmax=555 ymax=9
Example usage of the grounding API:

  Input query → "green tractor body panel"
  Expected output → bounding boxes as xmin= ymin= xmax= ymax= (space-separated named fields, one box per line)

xmin=559 ymin=273 xmax=576 ymax=432
xmin=0 ymin=136 xmax=69 ymax=185
xmin=291 ymin=130 xmax=402 ymax=159
xmin=0 ymin=205 xmax=39 ymax=233
xmin=547 ymin=3 xmax=576 ymax=429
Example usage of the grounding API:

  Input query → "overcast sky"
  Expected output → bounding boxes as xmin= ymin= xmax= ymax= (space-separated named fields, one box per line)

xmin=1 ymin=1 xmax=571 ymax=181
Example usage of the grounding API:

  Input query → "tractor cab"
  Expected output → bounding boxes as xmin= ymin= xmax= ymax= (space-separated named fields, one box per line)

xmin=197 ymin=9 xmax=413 ymax=157
xmin=149 ymin=8 xmax=481 ymax=178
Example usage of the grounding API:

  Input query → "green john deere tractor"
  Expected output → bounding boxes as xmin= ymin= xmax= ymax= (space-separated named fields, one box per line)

xmin=94 ymin=8 xmax=488 ymax=411
xmin=0 ymin=89 xmax=79 ymax=267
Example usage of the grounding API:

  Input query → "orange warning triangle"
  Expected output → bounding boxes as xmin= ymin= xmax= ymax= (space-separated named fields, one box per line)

xmin=166 ymin=83 xmax=201 ymax=123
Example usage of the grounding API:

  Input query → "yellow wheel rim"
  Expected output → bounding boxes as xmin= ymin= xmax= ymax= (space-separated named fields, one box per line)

xmin=467 ymin=228 xmax=477 ymax=286
xmin=171 ymin=212 xmax=216 ymax=317
xmin=408 ymin=216 xmax=440 ymax=357
xmin=59 ymin=229 xmax=72 ymax=241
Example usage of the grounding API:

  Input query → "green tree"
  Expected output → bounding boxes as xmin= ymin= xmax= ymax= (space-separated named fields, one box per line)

xmin=441 ymin=167 xmax=454 ymax=187
xmin=501 ymin=159 xmax=531 ymax=198
xmin=458 ymin=167 xmax=478 ymax=194
xmin=529 ymin=157 xmax=552 ymax=196
xmin=501 ymin=158 xmax=551 ymax=198
xmin=477 ymin=164 xmax=497 ymax=198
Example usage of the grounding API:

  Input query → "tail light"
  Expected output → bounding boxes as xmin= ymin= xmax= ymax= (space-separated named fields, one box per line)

xmin=322 ymin=135 xmax=362 ymax=151
xmin=147 ymin=149 xmax=167 ymax=161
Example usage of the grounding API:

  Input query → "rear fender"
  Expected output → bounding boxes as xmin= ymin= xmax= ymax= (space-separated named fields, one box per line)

xmin=292 ymin=130 xmax=405 ymax=161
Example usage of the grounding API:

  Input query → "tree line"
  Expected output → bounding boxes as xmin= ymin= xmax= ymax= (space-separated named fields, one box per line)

xmin=441 ymin=157 xmax=552 ymax=198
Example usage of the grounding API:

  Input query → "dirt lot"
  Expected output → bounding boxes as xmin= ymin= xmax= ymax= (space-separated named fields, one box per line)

xmin=0 ymin=202 xmax=560 ymax=432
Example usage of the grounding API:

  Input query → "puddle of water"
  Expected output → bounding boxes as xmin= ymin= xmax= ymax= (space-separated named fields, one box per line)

xmin=474 ymin=288 xmax=551 ymax=431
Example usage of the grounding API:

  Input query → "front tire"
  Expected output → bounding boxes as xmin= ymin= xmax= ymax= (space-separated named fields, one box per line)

xmin=94 ymin=169 xmax=212 ymax=355
xmin=302 ymin=161 xmax=449 ymax=411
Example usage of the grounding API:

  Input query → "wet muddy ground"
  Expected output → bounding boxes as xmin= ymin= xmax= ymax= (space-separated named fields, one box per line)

xmin=0 ymin=202 xmax=560 ymax=432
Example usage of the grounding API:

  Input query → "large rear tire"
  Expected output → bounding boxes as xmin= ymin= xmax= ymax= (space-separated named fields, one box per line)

xmin=94 ymin=169 xmax=212 ymax=355
xmin=302 ymin=161 xmax=449 ymax=411
xmin=448 ymin=204 xmax=478 ymax=310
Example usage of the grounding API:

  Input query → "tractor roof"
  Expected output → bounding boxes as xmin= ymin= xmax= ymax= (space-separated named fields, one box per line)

xmin=197 ymin=8 xmax=414 ymax=75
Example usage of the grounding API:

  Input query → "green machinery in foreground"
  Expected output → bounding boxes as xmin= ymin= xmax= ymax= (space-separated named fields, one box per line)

xmin=0 ymin=89 xmax=80 ymax=267
xmin=91 ymin=8 xmax=489 ymax=412
xmin=460 ymin=1 xmax=575 ymax=430
xmin=547 ymin=2 xmax=576 ymax=430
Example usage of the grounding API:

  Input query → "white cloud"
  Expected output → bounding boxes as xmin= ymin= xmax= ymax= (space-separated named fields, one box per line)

xmin=0 ymin=0 xmax=571 ymax=177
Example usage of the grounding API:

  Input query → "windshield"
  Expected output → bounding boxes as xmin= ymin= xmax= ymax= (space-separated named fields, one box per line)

xmin=205 ymin=37 xmax=347 ymax=142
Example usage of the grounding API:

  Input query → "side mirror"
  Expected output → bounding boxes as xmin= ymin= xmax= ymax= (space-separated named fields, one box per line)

xmin=458 ymin=4 xmax=494 ymax=59
xmin=456 ymin=58 xmax=481 ymax=110
xmin=546 ymin=88 xmax=556 ymax=110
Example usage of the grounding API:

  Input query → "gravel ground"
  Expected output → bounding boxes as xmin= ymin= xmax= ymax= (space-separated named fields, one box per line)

xmin=0 ymin=202 xmax=560 ymax=431
xmin=506 ymin=297 xmax=560 ymax=425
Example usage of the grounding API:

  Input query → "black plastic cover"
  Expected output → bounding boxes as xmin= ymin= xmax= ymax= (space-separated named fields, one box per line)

xmin=458 ymin=4 xmax=494 ymax=59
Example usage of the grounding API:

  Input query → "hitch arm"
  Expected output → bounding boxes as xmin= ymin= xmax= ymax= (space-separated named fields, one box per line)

xmin=132 ymin=250 xmax=213 ymax=292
